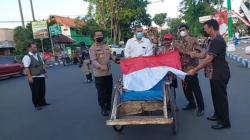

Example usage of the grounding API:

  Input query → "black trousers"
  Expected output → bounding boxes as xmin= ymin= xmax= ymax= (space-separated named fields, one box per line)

xmin=210 ymin=79 xmax=230 ymax=125
xmin=94 ymin=75 xmax=113 ymax=110
xmin=183 ymin=75 xmax=204 ymax=110
xmin=29 ymin=77 xmax=47 ymax=107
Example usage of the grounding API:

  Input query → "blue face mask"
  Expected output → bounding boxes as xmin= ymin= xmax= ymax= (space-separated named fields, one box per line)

xmin=136 ymin=32 xmax=144 ymax=39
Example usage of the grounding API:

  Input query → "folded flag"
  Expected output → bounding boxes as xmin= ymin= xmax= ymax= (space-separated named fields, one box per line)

xmin=120 ymin=51 xmax=186 ymax=91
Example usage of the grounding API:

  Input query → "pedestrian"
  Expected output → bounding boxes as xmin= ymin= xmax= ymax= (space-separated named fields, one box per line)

xmin=22 ymin=42 xmax=50 ymax=110
xmin=89 ymin=30 xmax=120 ymax=116
xmin=188 ymin=19 xmax=231 ymax=129
xmin=79 ymin=42 xmax=92 ymax=83
xmin=124 ymin=25 xmax=153 ymax=58
xmin=174 ymin=24 xmax=205 ymax=116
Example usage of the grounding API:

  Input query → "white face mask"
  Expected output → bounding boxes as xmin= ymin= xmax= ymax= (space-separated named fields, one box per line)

xmin=180 ymin=31 xmax=187 ymax=37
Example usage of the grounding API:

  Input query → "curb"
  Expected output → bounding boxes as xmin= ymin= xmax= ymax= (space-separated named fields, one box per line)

xmin=226 ymin=52 xmax=250 ymax=68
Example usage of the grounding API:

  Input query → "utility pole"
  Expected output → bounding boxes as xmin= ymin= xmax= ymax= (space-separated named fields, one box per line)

xmin=30 ymin=0 xmax=36 ymax=21
xmin=227 ymin=0 xmax=234 ymax=40
xmin=49 ymin=26 xmax=55 ymax=56
xmin=18 ymin=0 xmax=25 ymax=27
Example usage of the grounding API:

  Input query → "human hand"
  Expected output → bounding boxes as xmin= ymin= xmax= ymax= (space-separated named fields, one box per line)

xmin=45 ymin=73 xmax=48 ymax=79
xmin=28 ymin=76 xmax=33 ymax=83
xmin=100 ymin=65 xmax=108 ymax=71
xmin=187 ymin=69 xmax=196 ymax=76
xmin=190 ymin=52 xmax=197 ymax=58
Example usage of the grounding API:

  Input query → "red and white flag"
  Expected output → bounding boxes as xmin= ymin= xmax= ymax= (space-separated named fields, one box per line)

xmin=120 ymin=51 xmax=186 ymax=91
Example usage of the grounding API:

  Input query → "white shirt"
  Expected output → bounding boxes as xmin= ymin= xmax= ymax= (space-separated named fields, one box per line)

xmin=124 ymin=37 xmax=153 ymax=58
xmin=22 ymin=52 xmax=45 ymax=77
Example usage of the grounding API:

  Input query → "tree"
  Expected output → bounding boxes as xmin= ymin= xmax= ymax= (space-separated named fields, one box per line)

xmin=152 ymin=13 xmax=167 ymax=38
xmin=14 ymin=26 xmax=33 ymax=55
xmin=14 ymin=23 xmax=51 ymax=55
xmin=233 ymin=19 xmax=248 ymax=36
xmin=179 ymin=0 xmax=220 ymax=36
xmin=83 ymin=0 xmax=151 ymax=43
xmin=153 ymin=13 xmax=167 ymax=27
xmin=166 ymin=17 xmax=183 ymax=37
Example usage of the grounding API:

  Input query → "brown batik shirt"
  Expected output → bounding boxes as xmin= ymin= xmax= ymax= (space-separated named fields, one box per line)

xmin=179 ymin=36 xmax=201 ymax=72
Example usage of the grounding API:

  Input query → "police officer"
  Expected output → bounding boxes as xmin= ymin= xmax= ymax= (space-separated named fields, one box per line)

xmin=89 ymin=30 xmax=119 ymax=116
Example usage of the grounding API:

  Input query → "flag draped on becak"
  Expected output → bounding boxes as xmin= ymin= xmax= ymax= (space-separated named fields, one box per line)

xmin=120 ymin=51 xmax=186 ymax=91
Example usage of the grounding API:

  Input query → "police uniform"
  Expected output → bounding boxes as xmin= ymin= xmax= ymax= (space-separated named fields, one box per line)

xmin=89 ymin=43 xmax=117 ymax=112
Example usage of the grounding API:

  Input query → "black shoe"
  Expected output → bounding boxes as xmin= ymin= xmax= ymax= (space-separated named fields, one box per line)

xmin=182 ymin=104 xmax=196 ymax=111
xmin=207 ymin=116 xmax=217 ymax=121
xmin=101 ymin=109 xmax=109 ymax=116
xmin=211 ymin=123 xmax=231 ymax=130
xmin=196 ymin=109 xmax=205 ymax=117
xmin=42 ymin=103 xmax=51 ymax=106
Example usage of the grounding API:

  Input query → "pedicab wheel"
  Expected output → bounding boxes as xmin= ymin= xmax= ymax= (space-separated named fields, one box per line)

xmin=113 ymin=125 xmax=124 ymax=133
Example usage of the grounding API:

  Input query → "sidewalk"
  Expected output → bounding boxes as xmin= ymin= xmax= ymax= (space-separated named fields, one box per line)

xmin=226 ymin=41 xmax=250 ymax=68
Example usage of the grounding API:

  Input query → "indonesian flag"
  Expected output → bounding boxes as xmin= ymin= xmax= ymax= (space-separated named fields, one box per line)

xmin=120 ymin=51 xmax=186 ymax=91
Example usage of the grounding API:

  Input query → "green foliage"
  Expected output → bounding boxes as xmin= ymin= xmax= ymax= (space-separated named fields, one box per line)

xmin=14 ymin=23 xmax=51 ymax=55
xmin=179 ymin=0 xmax=221 ymax=36
xmin=153 ymin=13 xmax=167 ymax=27
xmin=83 ymin=0 xmax=151 ymax=43
xmin=166 ymin=17 xmax=183 ymax=37
xmin=14 ymin=25 xmax=33 ymax=55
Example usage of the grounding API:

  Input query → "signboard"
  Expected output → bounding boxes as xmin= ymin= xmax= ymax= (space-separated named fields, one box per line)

xmin=61 ymin=26 xmax=71 ymax=37
xmin=32 ymin=21 xmax=49 ymax=39
xmin=49 ymin=25 xmax=62 ymax=36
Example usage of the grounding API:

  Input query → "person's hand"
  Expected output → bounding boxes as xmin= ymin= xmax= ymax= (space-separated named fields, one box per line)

xmin=187 ymin=69 xmax=196 ymax=76
xmin=190 ymin=52 xmax=197 ymax=58
xmin=28 ymin=76 xmax=34 ymax=83
xmin=100 ymin=65 xmax=108 ymax=71
xmin=173 ymin=40 xmax=181 ymax=48
xmin=45 ymin=73 xmax=48 ymax=79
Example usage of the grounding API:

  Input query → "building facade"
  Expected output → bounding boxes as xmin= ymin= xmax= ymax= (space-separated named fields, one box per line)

xmin=0 ymin=28 xmax=15 ymax=56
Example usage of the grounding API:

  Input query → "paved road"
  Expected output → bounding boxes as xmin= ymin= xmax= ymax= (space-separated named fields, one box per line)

xmin=231 ymin=40 xmax=250 ymax=59
xmin=0 ymin=61 xmax=250 ymax=140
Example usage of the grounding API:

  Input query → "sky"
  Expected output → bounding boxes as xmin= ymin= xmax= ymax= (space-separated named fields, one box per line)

xmin=0 ymin=0 xmax=242 ymax=29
